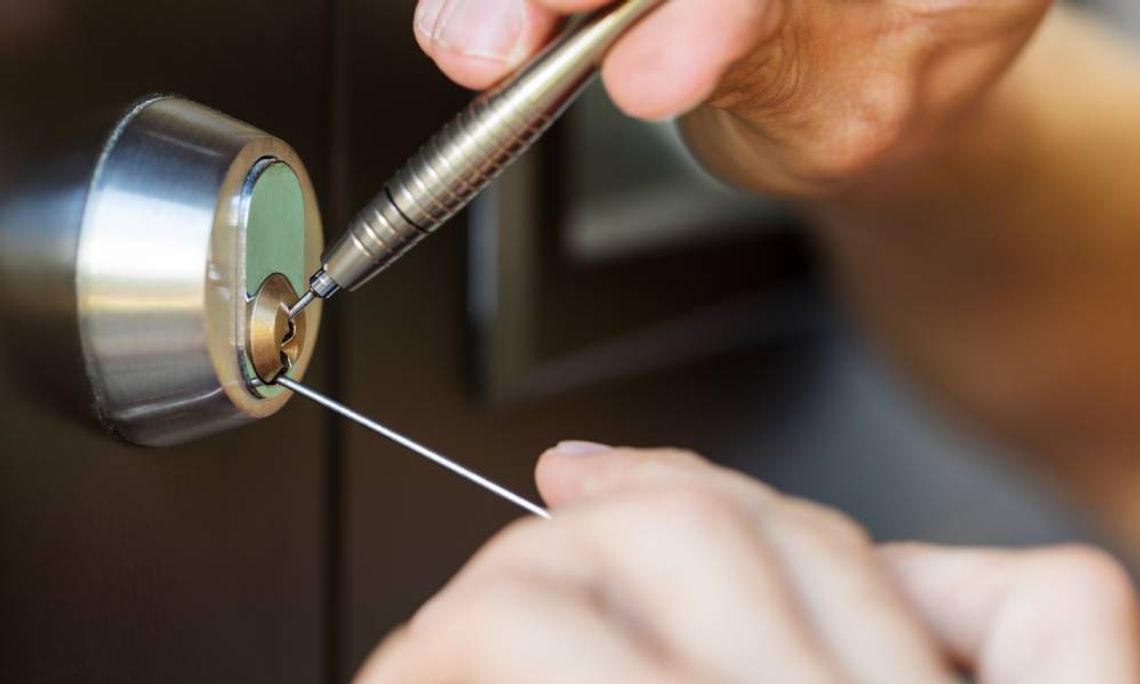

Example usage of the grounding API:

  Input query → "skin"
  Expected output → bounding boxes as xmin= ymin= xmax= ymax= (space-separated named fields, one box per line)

xmin=357 ymin=445 xmax=1140 ymax=683
xmin=369 ymin=0 xmax=1140 ymax=680
xmin=414 ymin=0 xmax=1140 ymax=556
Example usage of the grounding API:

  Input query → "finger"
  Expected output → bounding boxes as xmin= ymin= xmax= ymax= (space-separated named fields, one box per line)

xmin=355 ymin=575 xmax=678 ymax=684
xmin=414 ymin=0 xmax=780 ymax=120
xmin=752 ymin=498 xmax=954 ymax=682
xmin=532 ymin=0 xmax=616 ymax=12
xmin=880 ymin=543 xmax=1140 ymax=684
xmin=537 ymin=446 xmax=955 ymax=682
xmin=535 ymin=442 xmax=709 ymax=506
xmin=414 ymin=0 xmax=562 ymax=89
xmin=600 ymin=0 xmax=780 ymax=119
xmin=443 ymin=494 xmax=845 ymax=682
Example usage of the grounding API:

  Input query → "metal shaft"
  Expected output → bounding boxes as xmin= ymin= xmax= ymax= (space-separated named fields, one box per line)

xmin=275 ymin=376 xmax=551 ymax=519
xmin=295 ymin=0 xmax=663 ymax=314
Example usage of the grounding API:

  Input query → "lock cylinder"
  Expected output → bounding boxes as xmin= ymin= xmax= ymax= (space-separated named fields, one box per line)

xmin=72 ymin=95 xmax=323 ymax=446
xmin=246 ymin=273 xmax=307 ymax=387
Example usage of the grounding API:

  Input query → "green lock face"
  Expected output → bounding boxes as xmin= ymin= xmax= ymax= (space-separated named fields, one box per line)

xmin=239 ymin=159 xmax=311 ymax=398
xmin=245 ymin=160 xmax=307 ymax=298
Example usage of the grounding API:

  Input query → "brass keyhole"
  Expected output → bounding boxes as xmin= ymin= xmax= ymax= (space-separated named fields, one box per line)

xmin=247 ymin=273 xmax=307 ymax=386
xmin=282 ymin=320 xmax=297 ymax=345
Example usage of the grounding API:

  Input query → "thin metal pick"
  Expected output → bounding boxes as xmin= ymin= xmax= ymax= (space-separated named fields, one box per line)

xmin=287 ymin=291 xmax=316 ymax=320
xmin=275 ymin=376 xmax=551 ymax=519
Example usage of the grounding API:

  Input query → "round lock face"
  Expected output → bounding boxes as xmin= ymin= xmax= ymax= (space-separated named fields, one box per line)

xmin=246 ymin=273 xmax=307 ymax=388
xmin=74 ymin=96 xmax=323 ymax=446
xmin=238 ymin=160 xmax=312 ymax=398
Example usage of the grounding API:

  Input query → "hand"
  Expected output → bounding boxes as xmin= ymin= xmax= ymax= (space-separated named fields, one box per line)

xmin=412 ymin=0 xmax=1051 ymax=194
xmin=355 ymin=445 xmax=1140 ymax=683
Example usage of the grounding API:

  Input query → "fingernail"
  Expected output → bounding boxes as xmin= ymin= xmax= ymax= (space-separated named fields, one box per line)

xmin=415 ymin=0 xmax=446 ymax=38
xmin=433 ymin=0 xmax=526 ymax=62
xmin=552 ymin=441 xmax=612 ymax=457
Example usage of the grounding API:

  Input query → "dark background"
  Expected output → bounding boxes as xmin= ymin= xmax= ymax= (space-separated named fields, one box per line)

xmin=0 ymin=1 xmax=1096 ymax=681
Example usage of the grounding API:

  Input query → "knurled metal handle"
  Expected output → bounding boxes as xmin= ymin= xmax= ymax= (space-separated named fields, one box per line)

xmin=320 ymin=0 xmax=664 ymax=293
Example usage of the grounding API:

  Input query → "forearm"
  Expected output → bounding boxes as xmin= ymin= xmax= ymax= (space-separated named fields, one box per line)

xmin=414 ymin=0 xmax=1140 ymax=555
xmin=715 ymin=7 xmax=1140 ymax=548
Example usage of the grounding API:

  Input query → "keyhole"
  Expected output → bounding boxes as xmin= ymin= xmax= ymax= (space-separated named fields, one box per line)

xmin=281 ymin=319 xmax=297 ymax=346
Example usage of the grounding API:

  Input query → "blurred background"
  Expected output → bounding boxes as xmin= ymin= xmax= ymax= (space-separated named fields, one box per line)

xmin=0 ymin=0 xmax=1123 ymax=681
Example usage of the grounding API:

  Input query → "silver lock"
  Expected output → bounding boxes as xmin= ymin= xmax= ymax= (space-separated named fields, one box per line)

xmin=7 ymin=95 xmax=325 ymax=446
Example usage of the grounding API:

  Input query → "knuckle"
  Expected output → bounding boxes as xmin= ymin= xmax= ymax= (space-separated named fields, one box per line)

xmin=794 ymin=83 xmax=912 ymax=182
xmin=1033 ymin=545 xmax=1137 ymax=607
xmin=635 ymin=485 xmax=746 ymax=533
xmin=783 ymin=498 xmax=873 ymax=551
xmin=999 ymin=545 xmax=1140 ymax=640
xmin=820 ymin=514 xmax=873 ymax=553
xmin=722 ymin=468 xmax=780 ymax=501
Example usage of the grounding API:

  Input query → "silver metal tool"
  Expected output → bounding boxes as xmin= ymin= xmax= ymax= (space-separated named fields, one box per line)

xmin=275 ymin=376 xmax=551 ymax=519
xmin=288 ymin=0 xmax=663 ymax=319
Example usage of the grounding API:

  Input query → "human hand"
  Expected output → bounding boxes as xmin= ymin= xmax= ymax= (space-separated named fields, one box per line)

xmin=355 ymin=444 xmax=1140 ymax=682
xmin=411 ymin=0 xmax=1052 ymax=195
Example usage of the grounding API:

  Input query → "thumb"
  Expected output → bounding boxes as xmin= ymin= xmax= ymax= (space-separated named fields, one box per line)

xmin=413 ymin=0 xmax=562 ymax=90
xmin=878 ymin=542 xmax=1140 ymax=684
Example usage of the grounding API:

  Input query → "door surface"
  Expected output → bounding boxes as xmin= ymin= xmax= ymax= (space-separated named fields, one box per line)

xmin=0 ymin=1 xmax=334 ymax=680
xmin=0 ymin=2 xmax=1088 ymax=682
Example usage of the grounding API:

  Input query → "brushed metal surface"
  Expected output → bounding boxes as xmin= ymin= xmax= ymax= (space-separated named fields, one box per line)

xmin=75 ymin=96 xmax=323 ymax=445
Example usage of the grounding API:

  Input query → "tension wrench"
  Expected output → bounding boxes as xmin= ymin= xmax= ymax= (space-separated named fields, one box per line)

xmin=275 ymin=376 xmax=551 ymax=519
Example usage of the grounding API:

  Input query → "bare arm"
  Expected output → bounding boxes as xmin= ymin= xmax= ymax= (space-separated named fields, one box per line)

xmin=414 ymin=0 xmax=1140 ymax=555
xmin=685 ymin=5 xmax=1140 ymax=547
xmin=810 ymin=9 xmax=1140 ymax=546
